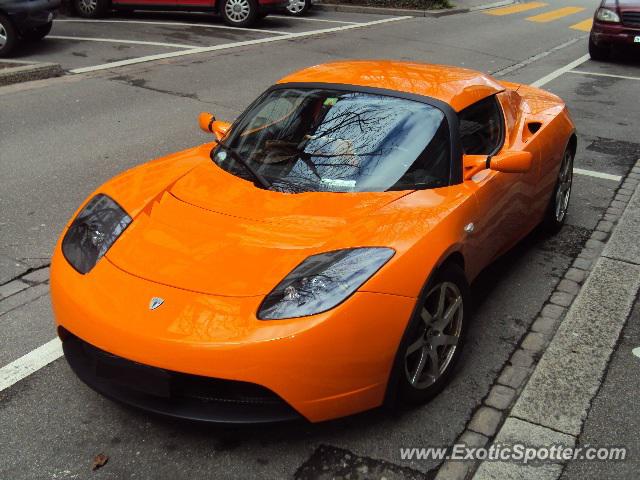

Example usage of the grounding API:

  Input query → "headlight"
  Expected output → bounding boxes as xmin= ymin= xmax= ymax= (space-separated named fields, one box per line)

xmin=258 ymin=247 xmax=394 ymax=320
xmin=62 ymin=194 xmax=131 ymax=274
xmin=596 ymin=8 xmax=620 ymax=22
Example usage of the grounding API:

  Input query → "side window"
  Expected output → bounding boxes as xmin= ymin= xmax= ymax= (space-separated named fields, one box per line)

xmin=458 ymin=96 xmax=504 ymax=155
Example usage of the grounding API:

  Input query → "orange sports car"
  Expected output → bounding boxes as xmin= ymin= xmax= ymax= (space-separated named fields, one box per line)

xmin=51 ymin=61 xmax=576 ymax=423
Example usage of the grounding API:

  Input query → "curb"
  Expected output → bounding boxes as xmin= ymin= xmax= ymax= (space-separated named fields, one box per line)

xmin=313 ymin=0 xmax=513 ymax=17
xmin=434 ymin=159 xmax=640 ymax=480
xmin=0 ymin=60 xmax=64 ymax=87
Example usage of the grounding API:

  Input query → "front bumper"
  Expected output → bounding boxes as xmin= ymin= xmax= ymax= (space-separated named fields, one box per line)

xmin=591 ymin=20 xmax=640 ymax=47
xmin=8 ymin=0 xmax=60 ymax=31
xmin=51 ymin=246 xmax=416 ymax=423
xmin=61 ymin=329 xmax=302 ymax=423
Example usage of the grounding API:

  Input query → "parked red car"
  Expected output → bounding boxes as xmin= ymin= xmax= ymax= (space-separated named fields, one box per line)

xmin=589 ymin=0 xmax=640 ymax=60
xmin=73 ymin=0 xmax=287 ymax=27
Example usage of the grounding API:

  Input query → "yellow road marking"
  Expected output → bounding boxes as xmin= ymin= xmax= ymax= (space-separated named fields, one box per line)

xmin=570 ymin=18 xmax=593 ymax=31
xmin=527 ymin=6 xmax=585 ymax=22
xmin=485 ymin=1 xmax=547 ymax=16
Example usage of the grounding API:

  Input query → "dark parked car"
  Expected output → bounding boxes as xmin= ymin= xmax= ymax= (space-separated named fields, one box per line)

xmin=589 ymin=0 xmax=640 ymax=60
xmin=72 ymin=0 xmax=286 ymax=28
xmin=0 ymin=0 xmax=59 ymax=56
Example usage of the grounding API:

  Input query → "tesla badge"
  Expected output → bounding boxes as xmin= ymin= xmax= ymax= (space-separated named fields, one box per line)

xmin=149 ymin=297 xmax=164 ymax=310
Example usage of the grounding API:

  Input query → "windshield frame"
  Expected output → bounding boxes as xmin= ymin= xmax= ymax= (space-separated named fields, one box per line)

xmin=215 ymin=82 xmax=464 ymax=188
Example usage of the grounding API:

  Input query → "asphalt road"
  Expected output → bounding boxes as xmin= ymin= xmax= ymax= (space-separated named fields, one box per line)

xmin=10 ymin=10 xmax=395 ymax=71
xmin=1 ymin=0 xmax=639 ymax=478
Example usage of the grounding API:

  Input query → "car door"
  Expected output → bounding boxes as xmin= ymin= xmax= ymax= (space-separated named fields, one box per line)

xmin=461 ymin=95 xmax=538 ymax=269
xmin=112 ymin=0 xmax=179 ymax=8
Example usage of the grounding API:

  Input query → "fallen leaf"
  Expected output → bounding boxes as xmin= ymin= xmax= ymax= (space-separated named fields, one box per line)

xmin=92 ymin=453 xmax=109 ymax=471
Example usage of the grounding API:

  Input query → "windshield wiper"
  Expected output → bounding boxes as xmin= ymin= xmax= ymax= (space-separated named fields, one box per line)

xmin=211 ymin=140 xmax=271 ymax=190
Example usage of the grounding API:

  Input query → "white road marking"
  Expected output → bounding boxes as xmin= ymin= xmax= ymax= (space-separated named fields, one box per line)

xmin=574 ymin=168 xmax=622 ymax=182
xmin=530 ymin=53 xmax=590 ymax=87
xmin=54 ymin=18 xmax=288 ymax=36
xmin=569 ymin=70 xmax=640 ymax=82
xmin=633 ymin=347 xmax=640 ymax=359
xmin=48 ymin=35 xmax=198 ymax=49
xmin=69 ymin=16 xmax=412 ymax=74
xmin=266 ymin=14 xmax=359 ymax=24
xmin=491 ymin=37 xmax=584 ymax=78
xmin=0 ymin=338 xmax=63 ymax=392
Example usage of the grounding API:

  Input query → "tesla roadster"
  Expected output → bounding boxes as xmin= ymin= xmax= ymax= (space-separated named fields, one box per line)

xmin=52 ymin=61 xmax=576 ymax=423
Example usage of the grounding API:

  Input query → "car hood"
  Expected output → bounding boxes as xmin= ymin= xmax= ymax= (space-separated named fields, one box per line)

xmin=106 ymin=162 xmax=411 ymax=296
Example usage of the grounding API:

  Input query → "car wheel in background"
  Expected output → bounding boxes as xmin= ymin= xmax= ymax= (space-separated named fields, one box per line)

xmin=221 ymin=0 xmax=258 ymax=27
xmin=588 ymin=36 xmax=610 ymax=61
xmin=544 ymin=146 xmax=574 ymax=232
xmin=286 ymin=0 xmax=311 ymax=16
xmin=393 ymin=263 xmax=470 ymax=405
xmin=0 ymin=14 xmax=18 ymax=57
xmin=23 ymin=22 xmax=53 ymax=41
xmin=74 ymin=0 xmax=109 ymax=18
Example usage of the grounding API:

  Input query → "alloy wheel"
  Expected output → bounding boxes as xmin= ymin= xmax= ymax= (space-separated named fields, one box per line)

xmin=555 ymin=150 xmax=573 ymax=222
xmin=0 ymin=24 xmax=7 ymax=48
xmin=287 ymin=0 xmax=307 ymax=14
xmin=77 ymin=0 xmax=98 ymax=15
xmin=404 ymin=281 xmax=463 ymax=389
xmin=225 ymin=0 xmax=251 ymax=23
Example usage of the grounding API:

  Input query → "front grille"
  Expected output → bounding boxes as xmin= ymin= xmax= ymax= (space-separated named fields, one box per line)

xmin=80 ymin=335 xmax=281 ymax=404
xmin=60 ymin=327 xmax=301 ymax=423
xmin=621 ymin=11 xmax=640 ymax=26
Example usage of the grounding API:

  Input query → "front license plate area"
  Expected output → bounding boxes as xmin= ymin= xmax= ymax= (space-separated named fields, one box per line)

xmin=94 ymin=353 xmax=171 ymax=398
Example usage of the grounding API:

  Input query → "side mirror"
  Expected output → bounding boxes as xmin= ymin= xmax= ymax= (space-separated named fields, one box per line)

xmin=489 ymin=151 xmax=532 ymax=174
xmin=198 ymin=112 xmax=231 ymax=140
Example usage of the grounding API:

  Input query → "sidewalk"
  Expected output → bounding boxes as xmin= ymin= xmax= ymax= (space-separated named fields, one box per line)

xmin=435 ymin=159 xmax=640 ymax=480
xmin=560 ymin=297 xmax=640 ymax=479
xmin=472 ymin=161 xmax=640 ymax=479
xmin=314 ymin=0 xmax=514 ymax=17
xmin=450 ymin=0 xmax=513 ymax=10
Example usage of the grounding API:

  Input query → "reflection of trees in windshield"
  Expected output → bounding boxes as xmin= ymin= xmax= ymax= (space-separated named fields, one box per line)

xmin=217 ymin=88 xmax=451 ymax=193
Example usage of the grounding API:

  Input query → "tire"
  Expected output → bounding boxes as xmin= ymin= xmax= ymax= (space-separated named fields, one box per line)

xmin=286 ymin=0 xmax=311 ymax=16
xmin=544 ymin=146 xmax=574 ymax=233
xmin=23 ymin=22 xmax=53 ymax=42
xmin=392 ymin=263 xmax=470 ymax=405
xmin=220 ymin=0 xmax=258 ymax=27
xmin=589 ymin=36 xmax=610 ymax=61
xmin=74 ymin=0 xmax=109 ymax=18
xmin=0 ymin=14 xmax=18 ymax=58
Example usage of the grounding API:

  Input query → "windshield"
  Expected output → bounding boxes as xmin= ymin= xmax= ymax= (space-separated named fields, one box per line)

xmin=212 ymin=87 xmax=451 ymax=193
